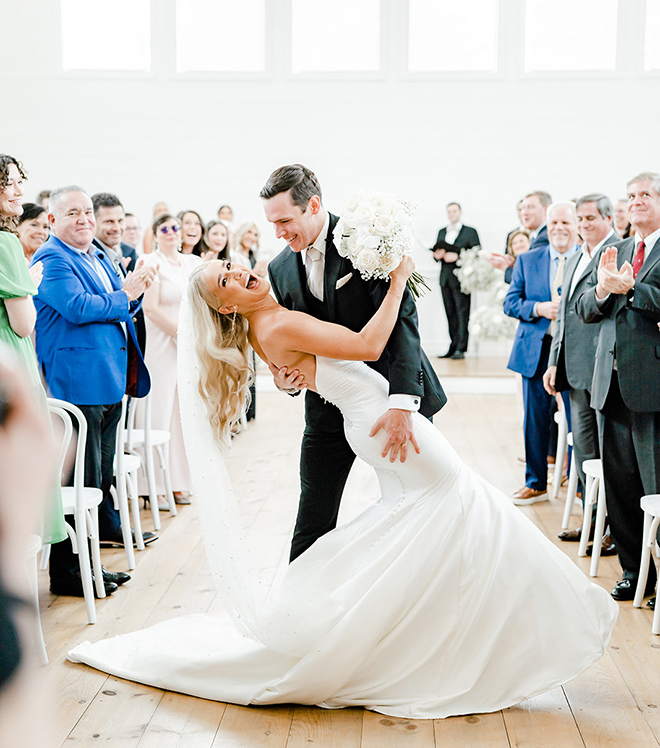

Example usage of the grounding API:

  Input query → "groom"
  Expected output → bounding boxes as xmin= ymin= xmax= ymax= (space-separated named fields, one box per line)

xmin=261 ymin=164 xmax=446 ymax=561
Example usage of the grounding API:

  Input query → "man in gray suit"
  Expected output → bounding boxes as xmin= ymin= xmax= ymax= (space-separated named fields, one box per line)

xmin=543 ymin=194 xmax=617 ymax=552
xmin=577 ymin=172 xmax=660 ymax=605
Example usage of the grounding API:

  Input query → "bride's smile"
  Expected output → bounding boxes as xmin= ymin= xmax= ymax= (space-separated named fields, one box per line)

xmin=202 ymin=260 xmax=269 ymax=311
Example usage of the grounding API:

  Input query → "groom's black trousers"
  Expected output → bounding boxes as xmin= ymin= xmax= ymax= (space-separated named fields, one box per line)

xmin=290 ymin=393 xmax=356 ymax=562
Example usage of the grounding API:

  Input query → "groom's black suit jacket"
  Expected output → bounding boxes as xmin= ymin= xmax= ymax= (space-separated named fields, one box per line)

xmin=268 ymin=213 xmax=447 ymax=424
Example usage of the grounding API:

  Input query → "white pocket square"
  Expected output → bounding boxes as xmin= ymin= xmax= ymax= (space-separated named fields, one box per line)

xmin=335 ymin=273 xmax=353 ymax=290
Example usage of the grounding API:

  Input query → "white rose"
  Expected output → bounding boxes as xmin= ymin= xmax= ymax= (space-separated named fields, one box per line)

xmin=354 ymin=203 xmax=376 ymax=223
xmin=372 ymin=213 xmax=396 ymax=237
xmin=355 ymin=248 xmax=380 ymax=276
xmin=381 ymin=251 xmax=401 ymax=273
xmin=345 ymin=193 xmax=362 ymax=212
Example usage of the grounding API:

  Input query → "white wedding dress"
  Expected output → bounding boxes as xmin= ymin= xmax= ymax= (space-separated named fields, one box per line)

xmin=69 ymin=358 xmax=618 ymax=719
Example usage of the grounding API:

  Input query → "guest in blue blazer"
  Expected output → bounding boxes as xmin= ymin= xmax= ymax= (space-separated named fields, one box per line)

xmin=521 ymin=191 xmax=552 ymax=251
xmin=32 ymin=186 xmax=157 ymax=597
xmin=504 ymin=202 xmax=579 ymax=506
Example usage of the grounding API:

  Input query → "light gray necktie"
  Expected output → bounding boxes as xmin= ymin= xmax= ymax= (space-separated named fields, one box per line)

xmin=305 ymin=246 xmax=324 ymax=301
xmin=550 ymin=255 xmax=565 ymax=337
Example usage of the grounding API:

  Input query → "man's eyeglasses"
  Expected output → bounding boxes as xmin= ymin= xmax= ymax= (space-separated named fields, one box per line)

xmin=160 ymin=225 xmax=180 ymax=235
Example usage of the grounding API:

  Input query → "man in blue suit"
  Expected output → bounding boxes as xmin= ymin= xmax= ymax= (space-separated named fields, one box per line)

xmin=504 ymin=202 xmax=579 ymax=505
xmin=520 ymin=191 xmax=552 ymax=251
xmin=33 ymin=186 xmax=157 ymax=597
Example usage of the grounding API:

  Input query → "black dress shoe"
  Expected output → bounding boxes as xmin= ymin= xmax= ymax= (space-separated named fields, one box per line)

xmin=100 ymin=530 xmax=158 ymax=548
xmin=611 ymin=578 xmax=656 ymax=601
xmin=647 ymin=597 xmax=656 ymax=610
xmin=450 ymin=351 xmax=465 ymax=360
xmin=101 ymin=567 xmax=131 ymax=586
xmin=586 ymin=535 xmax=617 ymax=556
xmin=438 ymin=350 xmax=456 ymax=359
xmin=50 ymin=572 xmax=118 ymax=598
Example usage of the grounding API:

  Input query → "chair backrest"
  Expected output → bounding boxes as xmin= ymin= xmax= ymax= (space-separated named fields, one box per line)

xmin=47 ymin=398 xmax=88 ymax=493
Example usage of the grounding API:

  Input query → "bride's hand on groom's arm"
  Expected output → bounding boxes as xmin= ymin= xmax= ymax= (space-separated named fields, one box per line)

xmin=369 ymin=409 xmax=420 ymax=463
xmin=268 ymin=361 xmax=307 ymax=395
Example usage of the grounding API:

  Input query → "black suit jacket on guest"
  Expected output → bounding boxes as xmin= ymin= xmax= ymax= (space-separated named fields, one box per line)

xmin=577 ymin=236 xmax=660 ymax=412
xmin=268 ymin=213 xmax=446 ymax=421
xmin=432 ymin=225 xmax=480 ymax=288
xmin=548 ymin=242 xmax=606 ymax=392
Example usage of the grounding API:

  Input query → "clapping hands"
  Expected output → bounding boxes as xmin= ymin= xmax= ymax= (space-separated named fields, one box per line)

xmin=596 ymin=247 xmax=634 ymax=299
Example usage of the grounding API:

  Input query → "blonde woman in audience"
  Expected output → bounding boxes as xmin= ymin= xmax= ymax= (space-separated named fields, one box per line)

xmin=178 ymin=210 xmax=208 ymax=257
xmin=143 ymin=201 xmax=169 ymax=254
xmin=202 ymin=220 xmax=230 ymax=262
xmin=16 ymin=203 xmax=49 ymax=262
xmin=232 ymin=221 xmax=267 ymax=277
xmin=138 ymin=213 xmax=202 ymax=507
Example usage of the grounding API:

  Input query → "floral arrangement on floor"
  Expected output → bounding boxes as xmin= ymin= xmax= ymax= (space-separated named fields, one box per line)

xmin=454 ymin=246 xmax=504 ymax=295
xmin=333 ymin=191 xmax=430 ymax=300
xmin=469 ymin=294 xmax=518 ymax=341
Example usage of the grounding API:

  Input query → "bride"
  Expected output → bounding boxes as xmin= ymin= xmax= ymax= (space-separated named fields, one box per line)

xmin=69 ymin=257 xmax=618 ymax=720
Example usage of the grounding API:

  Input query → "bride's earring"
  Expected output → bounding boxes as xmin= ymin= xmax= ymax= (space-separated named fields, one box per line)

xmin=230 ymin=310 xmax=237 ymax=337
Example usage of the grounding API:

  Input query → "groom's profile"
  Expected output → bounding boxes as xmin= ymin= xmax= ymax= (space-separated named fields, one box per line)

xmin=261 ymin=164 xmax=446 ymax=561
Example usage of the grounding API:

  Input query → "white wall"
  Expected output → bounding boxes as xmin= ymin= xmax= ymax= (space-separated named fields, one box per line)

xmin=2 ymin=0 xmax=657 ymax=355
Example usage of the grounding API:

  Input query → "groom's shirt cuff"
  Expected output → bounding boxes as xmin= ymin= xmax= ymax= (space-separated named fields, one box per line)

xmin=388 ymin=394 xmax=420 ymax=412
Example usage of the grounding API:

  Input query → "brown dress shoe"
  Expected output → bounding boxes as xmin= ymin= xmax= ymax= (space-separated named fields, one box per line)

xmin=586 ymin=535 xmax=616 ymax=556
xmin=512 ymin=486 xmax=548 ymax=506
xmin=558 ymin=525 xmax=595 ymax=542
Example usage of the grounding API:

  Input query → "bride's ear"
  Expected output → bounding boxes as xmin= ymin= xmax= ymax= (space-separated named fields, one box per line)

xmin=218 ymin=304 xmax=237 ymax=315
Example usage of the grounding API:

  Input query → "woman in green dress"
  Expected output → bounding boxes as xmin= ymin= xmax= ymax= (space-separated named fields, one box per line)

xmin=0 ymin=154 xmax=66 ymax=546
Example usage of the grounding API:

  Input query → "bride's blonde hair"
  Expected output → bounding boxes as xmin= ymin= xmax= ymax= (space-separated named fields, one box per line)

xmin=188 ymin=264 xmax=253 ymax=447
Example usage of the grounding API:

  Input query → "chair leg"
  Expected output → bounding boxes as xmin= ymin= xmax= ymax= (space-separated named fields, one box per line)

xmin=86 ymin=508 xmax=106 ymax=601
xmin=561 ymin=453 xmax=579 ymax=530
xmin=578 ymin=475 xmax=596 ymax=557
xmin=39 ymin=543 xmax=51 ymax=571
xmin=111 ymin=483 xmax=136 ymax=570
xmin=158 ymin=443 xmax=178 ymax=516
xmin=553 ymin=419 xmax=567 ymax=500
xmin=127 ymin=471 xmax=145 ymax=551
xmin=144 ymin=444 xmax=162 ymax=531
xmin=76 ymin=511 xmax=97 ymax=624
xmin=589 ymin=480 xmax=608 ymax=577
xmin=634 ymin=512 xmax=653 ymax=607
xmin=26 ymin=543 xmax=48 ymax=664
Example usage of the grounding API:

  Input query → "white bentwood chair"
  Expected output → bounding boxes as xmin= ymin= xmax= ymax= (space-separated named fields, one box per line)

xmin=44 ymin=399 xmax=105 ymax=624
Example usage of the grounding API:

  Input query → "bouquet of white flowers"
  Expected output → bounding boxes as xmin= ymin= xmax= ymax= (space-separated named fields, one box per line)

xmin=333 ymin=191 xmax=430 ymax=300
xmin=454 ymin=246 xmax=504 ymax=295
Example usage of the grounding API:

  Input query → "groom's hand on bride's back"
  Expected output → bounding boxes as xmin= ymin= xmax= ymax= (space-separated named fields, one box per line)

xmin=369 ymin=409 xmax=420 ymax=463
xmin=269 ymin=362 xmax=307 ymax=396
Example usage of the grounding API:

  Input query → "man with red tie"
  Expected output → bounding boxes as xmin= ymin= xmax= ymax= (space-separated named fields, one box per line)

xmin=577 ymin=172 xmax=660 ymax=607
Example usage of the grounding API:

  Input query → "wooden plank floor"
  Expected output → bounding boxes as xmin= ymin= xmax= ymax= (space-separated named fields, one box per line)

xmin=36 ymin=378 xmax=660 ymax=748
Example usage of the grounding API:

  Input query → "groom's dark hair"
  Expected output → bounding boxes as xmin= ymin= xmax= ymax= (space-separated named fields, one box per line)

xmin=259 ymin=164 xmax=322 ymax=211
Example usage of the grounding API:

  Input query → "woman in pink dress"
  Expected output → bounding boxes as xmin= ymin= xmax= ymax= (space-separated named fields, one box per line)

xmin=138 ymin=214 xmax=202 ymax=507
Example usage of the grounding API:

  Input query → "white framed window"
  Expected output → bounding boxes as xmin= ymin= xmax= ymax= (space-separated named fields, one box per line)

xmin=291 ymin=0 xmax=380 ymax=73
xmin=645 ymin=1 xmax=660 ymax=71
xmin=176 ymin=0 xmax=266 ymax=73
xmin=408 ymin=0 xmax=499 ymax=73
xmin=61 ymin=0 xmax=151 ymax=71
xmin=524 ymin=0 xmax=617 ymax=72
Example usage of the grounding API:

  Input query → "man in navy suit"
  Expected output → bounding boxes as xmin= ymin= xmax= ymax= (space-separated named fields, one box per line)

xmin=431 ymin=202 xmax=481 ymax=359
xmin=520 ymin=191 xmax=552 ymax=251
xmin=32 ymin=186 xmax=156 ymax=596
xmin=261 ymin=164 xmax=446 ymax=561
xmin=92 ymin=192 xmax=146 ymax=353
xmin=504 ymin=202 xmax=579 ymax=505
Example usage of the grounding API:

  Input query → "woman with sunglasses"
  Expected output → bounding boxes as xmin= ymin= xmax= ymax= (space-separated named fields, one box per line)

xmin=138 ymin=214 xmax=202 ymax=508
